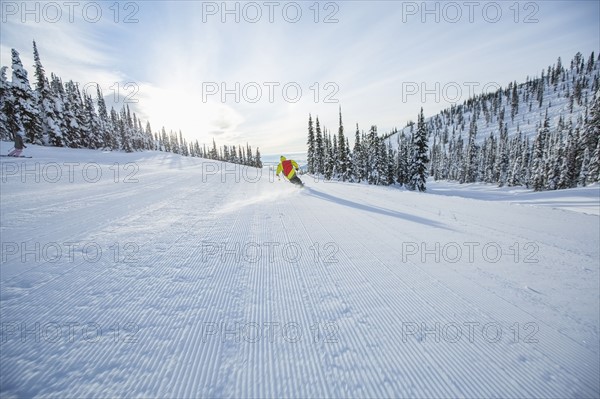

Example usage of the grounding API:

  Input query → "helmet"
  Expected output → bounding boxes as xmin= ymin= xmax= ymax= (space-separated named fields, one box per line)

xmin=280 ymin=156 xmax=286 ymax=161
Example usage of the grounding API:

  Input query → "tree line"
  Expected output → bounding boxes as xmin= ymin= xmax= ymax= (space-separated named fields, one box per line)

xmin=306 ymin=108 xmax=429 ymax=191
xmin=307 ymin=51 xmax=599 ymax=192
xmin=0 ymin=41 xmax=262 ymax=168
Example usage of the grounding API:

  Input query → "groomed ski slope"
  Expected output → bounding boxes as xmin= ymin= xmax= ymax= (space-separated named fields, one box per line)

xmin=1 ymin=145 xmax=599 ymax=398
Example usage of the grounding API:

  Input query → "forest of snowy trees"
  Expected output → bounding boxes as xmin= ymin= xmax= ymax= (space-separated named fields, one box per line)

xmin=0 ymin=42 xmax=262 ymax=168
xmin=308 ymin=51 xmax=600 ymax=192
xmin=306 ymin=108 xmax=430 ymax=191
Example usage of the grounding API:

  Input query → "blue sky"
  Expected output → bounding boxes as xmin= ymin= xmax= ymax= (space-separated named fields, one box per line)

xmin=1 ymin=1 xmax=599 ymax=154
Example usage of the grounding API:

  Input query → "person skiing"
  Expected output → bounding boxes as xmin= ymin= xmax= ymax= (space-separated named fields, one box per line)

xmin=8 ymin=133 xmax=26 ymax=157
xmin=276 ymin=156 xmax=303 ymax=186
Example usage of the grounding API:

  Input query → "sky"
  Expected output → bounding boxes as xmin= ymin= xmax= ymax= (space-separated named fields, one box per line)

xmin=1 ymin=0 xmax=599 ymax=154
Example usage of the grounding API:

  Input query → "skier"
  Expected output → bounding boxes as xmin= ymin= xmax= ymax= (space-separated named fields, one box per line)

xmin=276 ymin=156 xmax=303 ymax=186
xmin=8 ymin=133 xmax=26 ymax=157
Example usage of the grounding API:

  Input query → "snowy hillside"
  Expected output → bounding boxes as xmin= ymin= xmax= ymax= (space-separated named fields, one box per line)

xmin=393 ymin=52 xmax=599 ymax=145
xmin=304 ymin=52 xmax=599 ymax=193
xmin=1 ymin=144 xmax=598 ymax=398
xmin=391 ymin=51 xmax=600 ymax=189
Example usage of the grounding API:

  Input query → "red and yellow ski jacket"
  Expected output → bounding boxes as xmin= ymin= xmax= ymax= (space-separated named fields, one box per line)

xmin=276 ymin=157 xmax=299 ymax=179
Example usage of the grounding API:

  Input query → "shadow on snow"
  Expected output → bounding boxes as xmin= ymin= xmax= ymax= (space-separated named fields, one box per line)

xmin=304 ymin=187 xmax=451 ymax=231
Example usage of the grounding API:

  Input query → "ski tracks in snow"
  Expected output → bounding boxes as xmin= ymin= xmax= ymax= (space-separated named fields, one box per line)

xmin=1 ymin=156 xmax=598 ymax=398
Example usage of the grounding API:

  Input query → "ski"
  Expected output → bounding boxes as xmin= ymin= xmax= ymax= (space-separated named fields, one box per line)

xmin=0 ymin=155 xmax=32 ymax=158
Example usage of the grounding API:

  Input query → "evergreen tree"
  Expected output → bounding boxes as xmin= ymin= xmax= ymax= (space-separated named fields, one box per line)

xmin=496 ymin=122 xmax=509 ymax=186
xmin=463 ymin=117 xmax=478 ymax=183
xmin=352 ymin=124 xmax=363 ymax=182
xmin=537 ymin=71 xmax=545 ymax=108
xmin=109 ymin=108 xmax=121 ymax=149
xmin=332 ymin=133 xmax=339 ymax=178
xmin=10 ymin=49 xmax=42 ymax=144
xmin=366 ymin=125 xmax=378 ymax=184
xmin=33 ymin=40 xmax=62 ymax=146
xmin=511 ymin=81 xmax=519 ymax=121
xmin=307 ymin=114 xmax=315 ymax=173
xmin=0 ymin=67 xmax=12 ymax=140
xmin=96 ymin=85 xmax=111 ymax=148
xmin=62 ymin=81 xmax=83 ymax=147
xmin=324 ymin=131 xmax=334 ymax=179
xmin=210 ymin=138 xmax=218 ymax=159
xmin=578 ymin=147 xmax=590 ymax=186
xmin=119 ymin=106 xmax=132 ymax=152
xmin=532 ymin=114 xmax=550 ymax=191
xmin=337 ymin=106 xmax=349 ymax=180
xmin=315 ymin=117 xmax=324 ymax=175
xmin=558 ymin=125 xmax=579 ymax=188
xmin=255 ymin=148 xmax=263 ymax=168
xmin=588 ymin=139 xmax=600 ymax=184
xmin=582 ymin=89 xmax=600 ymax=160
xmin=409 ymin=108 xmax=429 ymax=191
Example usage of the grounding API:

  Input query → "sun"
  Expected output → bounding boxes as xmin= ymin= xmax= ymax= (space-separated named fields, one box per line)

xmin=136 ymin=83 xmax=245 ymax=145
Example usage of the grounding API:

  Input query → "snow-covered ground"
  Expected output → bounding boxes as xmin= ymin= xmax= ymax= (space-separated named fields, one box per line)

xmin=1 ymin=144 xmax=599 ymax=398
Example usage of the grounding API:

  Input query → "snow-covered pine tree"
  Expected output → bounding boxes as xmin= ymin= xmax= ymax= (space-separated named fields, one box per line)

xmin=578 ymin=147 xmax=590 ymax=187
xmin=307 ymin=114 xmax=315 ymax=173
xmin=409 ymin=108 xmax=429 ymax=191
xmin=386 ymin=141 xmax=395 ymax=185
xmin=463 ymin=117 xmax=478 ymax=183
xmin=61 ymin=81 xmax=83 ymax=147
xmin=10 ymin=49 xmax=42 ymax=144
xmin=546 ymin=135 xmax=562 ymax=191
xmin=581 ymin=88 xmax=600 ymax=174
xmin=531 ymin=113 xmax=550 ymax=191
xmin=588 ymin=139 xmax=600 ymax=184
xmin=345 ymin=137 xmax=351 ymax=180
xmin=332 ymin=133 xmax=339 ymax=178
xmin=395 ymin=132 xmax=409 ymax=186
xmin=511 ymin=81 xmax=518 ymax=121
xmin=315 ymin=117 xmax=324 ymax=175
xmin=495 ymin=122 xmax=509 ymax=186
xmin=145 ymin=122 xmax=155 ymax=150
xmin=0 ymin=66 xmax=13 ymax=140
xmin=108 ymin=108 xmax=120 ymax=149
xmin=82 ymin=91 xmax=101 ymax=148
xmin=482 ymin=132 xmax=496 ymax=183
xmin=255 ymin=147 xmax=263 ymax=168
xmin=96 ymin=86 xmax=111 ymax=148
xmin=558 ymin=123 xmax=579 ymax=189
xmin=352 ymin=124 xmax=363 ymax=182
xmin=337 ymin=106 xmax=349 ymax=181
xmin=33 ymin=41 xmax=62 ymax=146
xmin=324 ymin=131 xmax=335 ymax=180
xmin=119 ymin=106 xmax=132 ymax=152
xmin=537 ymin=70 xmax=545 ymax=108
xmin=246 ymin=144 xmax=253 ymax=167
xmin=179 ymin=130 xmax=186 ymax=155
xmin=366 ymin=125 xmax=378 ymax=184
xmin=210 ymin=138 xmax=218 ymax=159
